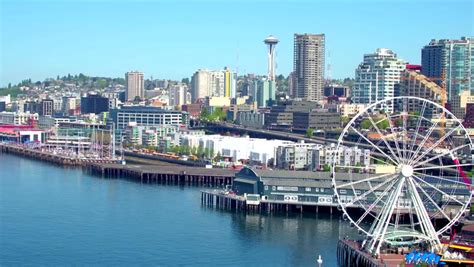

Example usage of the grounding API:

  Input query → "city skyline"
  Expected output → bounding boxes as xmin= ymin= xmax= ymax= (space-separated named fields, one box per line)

xmin=1 ymin=0 xmax=472 ymax=86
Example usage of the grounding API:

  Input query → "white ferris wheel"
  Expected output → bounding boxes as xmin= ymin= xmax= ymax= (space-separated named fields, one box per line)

xmin=332 ymin=96 xmax=473 ymax=256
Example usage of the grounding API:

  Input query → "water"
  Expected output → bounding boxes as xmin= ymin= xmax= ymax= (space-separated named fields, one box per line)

xmin=0 ymin=153 xmax=351 ymax=266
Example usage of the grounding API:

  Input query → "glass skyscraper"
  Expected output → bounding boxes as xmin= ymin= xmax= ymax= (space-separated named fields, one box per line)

xmin=421 ymin=37 xmax=473 ymax=101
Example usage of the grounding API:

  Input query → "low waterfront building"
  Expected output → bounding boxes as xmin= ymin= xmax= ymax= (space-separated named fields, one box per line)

xmin=231 ymin=167 xmax=470 ymax=212
xmin=109 ymin=106 xmax=189 ymax=131
xmin=0 ymin=125 xmax=45 ymax=143
xmin=124 ymin=125 xmax=179 ymax=147
xmin=275 ymin=142 xmax=322 ymax=170
xmin=311 ymin=145 xmax=370 ymax=171
xmin=181 ymin=134 xmax=292 ymax=165
xmin=0 ymin=111 xmax=38 ymax=125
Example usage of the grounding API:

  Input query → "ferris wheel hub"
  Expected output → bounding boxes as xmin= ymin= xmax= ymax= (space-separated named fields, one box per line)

xmin=400 ymin=165 xmax=414 ymax=178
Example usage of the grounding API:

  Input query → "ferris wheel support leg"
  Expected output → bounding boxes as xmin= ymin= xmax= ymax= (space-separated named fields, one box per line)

xmin=407 ymin=177 xmax=441 ymax=251
xmin=367 ymin=177 xmax=404 ymax=254
xmin=374 ymin=177 xmax=406 ymax=255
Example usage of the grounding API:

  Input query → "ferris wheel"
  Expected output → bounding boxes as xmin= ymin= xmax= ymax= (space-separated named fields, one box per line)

xmin=332 ymin=96 xmax=473 ymax=256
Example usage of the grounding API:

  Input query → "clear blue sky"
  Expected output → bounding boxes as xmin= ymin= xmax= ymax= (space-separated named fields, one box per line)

xmin=1 ymin=0 xmax=472 ymax=86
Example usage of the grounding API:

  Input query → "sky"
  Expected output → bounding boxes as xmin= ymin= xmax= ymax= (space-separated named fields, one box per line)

xmin=0 ymin=0 xmax=473 ymax=86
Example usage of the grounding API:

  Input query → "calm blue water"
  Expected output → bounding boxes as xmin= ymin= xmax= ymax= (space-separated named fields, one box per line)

xmin=0 ymin=153 xmax=349 ymax=266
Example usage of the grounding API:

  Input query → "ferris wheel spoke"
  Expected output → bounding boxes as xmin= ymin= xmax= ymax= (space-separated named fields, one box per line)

xmin=411 ymin=178 xmax=451 ymax=221
xmin=412 ymin=174 xmax=464 ymax=205
xmin=402 ymin=98 xmax=409 ymax=162
xmin=407 ymin=118 xmax=440 ymax=165
xmin=335 ymin=172 xmax=395 ymax=189
xmin=372 ymin=177 xmax=406 ymax=254
xmin=413 ymin=163 xmax=474 ymax=172
xmin=355 ymin=176 xmax=397 ymax=225
xmin=383 ymin=110 xmax=404 ymax=160
xmin=343 ymin=175 xmax=399 ymax=207
xmin=365 ymin=112 xmax=401 ymax=163
xmin=410 ymin=125 xmax=462 ymax=166
xmin=407 ymin=178 xmax=440 ymax=246
xmin=350 ymin=126 xmax=399 ymax=166
xmin=413 ymin=144 xmax=471 ymax=168
xmin=413 ymin=172 xmax=471 ymax=187
xmin=408 ymin=101 xmax=427 ymax=156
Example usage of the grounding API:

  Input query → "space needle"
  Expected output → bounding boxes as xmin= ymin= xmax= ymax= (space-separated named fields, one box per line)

xmin=264 ymin=35 xmax=279 ymax=81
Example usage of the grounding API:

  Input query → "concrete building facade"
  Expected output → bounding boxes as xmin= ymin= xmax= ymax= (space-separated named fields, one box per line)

xmin=125 ymin=71 xmax=144 ymax=101
xmin=293 ymin=33 xmax=325 ymax=102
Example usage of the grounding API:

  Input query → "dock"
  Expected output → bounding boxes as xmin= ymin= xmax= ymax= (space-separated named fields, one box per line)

xmin=337 ymin=239 xmax=404 ymax=267
xmin=201 ymin=189 xmax=338 ymax=214
xmin=84 ymin=163 xmax=236 ymax=186
xmin=0 ymin=143 xmax=117 ymax=166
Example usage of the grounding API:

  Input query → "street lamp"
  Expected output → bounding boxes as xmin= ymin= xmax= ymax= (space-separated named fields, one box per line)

xmin=317 ymin=255 xmax=323 ymax=267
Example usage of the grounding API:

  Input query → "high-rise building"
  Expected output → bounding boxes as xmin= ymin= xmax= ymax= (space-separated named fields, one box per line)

xmin=125 ymin=71 xmax=144 ymax=101
xmin=399 ymin=70 xmax=443 ymax=114
xmin=169 ymin=84 xmax=187 ymax=107
xmin=293 ymin=33 xmax=325 ymax=101
xmin=352 ymin=48 xmax=406 ymax=112
xmin=40 ymin=99 xmax=54 ymax=116
xmin=252 ymin=79 xmax=276 ymax=108
xmin=421 ymin=37 xmax=473 ymax=101
xmin=191 ymin=68 xmax=236 ymax=101
xmin=224 ymin=68 xmax=237 ymax=98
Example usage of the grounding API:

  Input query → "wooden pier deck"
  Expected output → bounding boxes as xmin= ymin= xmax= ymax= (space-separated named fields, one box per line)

xmin=0 ymin=143 xmax=117 ymax=166
xmin=85 ymin=163 xmax=237 ymax=186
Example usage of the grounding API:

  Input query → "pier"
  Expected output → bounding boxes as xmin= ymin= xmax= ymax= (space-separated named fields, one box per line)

xmin=0 ymin=143 xmax=117 ymax=166
xmin=337 ymin=239 xmax=404 ymax=267
xmin=200 ymin=189 xmax=338 ymax=214
xmin=85 ymin=163 xmax=236 ymax=186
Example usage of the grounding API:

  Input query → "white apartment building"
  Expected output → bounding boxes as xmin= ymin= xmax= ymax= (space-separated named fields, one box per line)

xmin=0 ymin=112 xmax=39 ymax=125
xmin=312 ymin=145 xmax=370 ymax=171
xmin=181 ymin=134 xmax=291 ymax=165
xmin=339 ymin=103 xmax=367 ymax=117
xmin=191 ymin=68 xmax=236 ymax=101
xmin=352 ymin=48 xmax=406 ymax=112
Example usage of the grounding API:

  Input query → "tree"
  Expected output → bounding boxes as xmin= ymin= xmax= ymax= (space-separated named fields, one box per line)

xmin=306 ymin=128 xmax=314 ymax=138
xmin=395 ymin=118 xmax=403 ymax=127
xmin=200 ymin=107 xmax=211 ymax=121
xmin=361 ymin=119 xmax=372 ymax=129
xmin=97 ymin=79 xmax=107 ymax=89
xmin=377 ymin=118 xmax=390 ymax=130
xmin=204 ymin=147 xmax=210 ymax=159
xmin=214 ymin=151 xmax=222 ymax=162
xmin=197 ymin=145 xmax=204 ymax=158
xmin=341 ymin=116 xmax=350 ymax=126
xmin=323 ymin=164 xmax=331 ymax=172
xmin=181 ymin=78 xmax=190 ymax=85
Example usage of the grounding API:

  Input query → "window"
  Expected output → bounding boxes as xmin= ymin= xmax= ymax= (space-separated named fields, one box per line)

xmin=305 ymin=187 xmax=311 ymax=192
xmin=340 ymin=189 xmax=347 ymax=194
xmin=264 ymin=186 xmax=268 ymax=190
xmin=315 ymin=188 xmax=319 ymax=192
